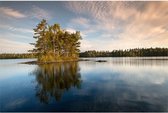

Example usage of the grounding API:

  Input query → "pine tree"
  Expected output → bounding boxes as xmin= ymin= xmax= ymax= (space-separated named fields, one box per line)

xmin=30 ymin=19 xmax=82 ymax=62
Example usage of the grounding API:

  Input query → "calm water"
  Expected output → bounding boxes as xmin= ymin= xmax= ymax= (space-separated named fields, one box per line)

xmin=0 ymin=57 xmax=168 ymax=112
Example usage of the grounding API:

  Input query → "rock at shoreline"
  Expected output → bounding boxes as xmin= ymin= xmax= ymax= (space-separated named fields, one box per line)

xmin=95 ymin=60 xmax=107 ymax=62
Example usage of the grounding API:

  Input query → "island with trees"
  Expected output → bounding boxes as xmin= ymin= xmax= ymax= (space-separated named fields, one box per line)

xmin=29 ymin=19 xmax=82 ymax=63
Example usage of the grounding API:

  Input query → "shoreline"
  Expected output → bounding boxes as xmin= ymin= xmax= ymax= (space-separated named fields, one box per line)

xmin=20 ymin=59 xmax=108 ymax=65
xmin=20 ymin=59 xmax=91 ymax=65
xmin=2 ymin=57 xmax=168 ymax=65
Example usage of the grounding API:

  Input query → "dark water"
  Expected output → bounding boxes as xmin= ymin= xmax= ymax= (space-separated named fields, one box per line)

xmin=0 ymin=57 xmax=168 ymax=112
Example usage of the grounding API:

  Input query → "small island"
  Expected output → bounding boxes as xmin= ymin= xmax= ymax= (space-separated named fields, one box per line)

xmin=29 ymin=19 xmax=82 ymax=63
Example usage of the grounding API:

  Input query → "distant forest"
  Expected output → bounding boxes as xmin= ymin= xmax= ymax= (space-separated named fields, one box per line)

xmin=0 ymin=53 xmax=36 ymax=59
xmin=0 ymin=48 xmax=168 ymax=59
xmin=80 ymin=48 xmax=168 ymax=57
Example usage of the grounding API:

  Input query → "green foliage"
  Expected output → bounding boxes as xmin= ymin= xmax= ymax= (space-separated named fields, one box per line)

xmin=80 ymin=48 xmax=168 ymax=57
xmin=30 ymin=19 xmax=82 ymax=62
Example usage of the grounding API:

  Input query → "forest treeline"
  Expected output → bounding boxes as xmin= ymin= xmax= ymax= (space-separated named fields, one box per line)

xmin=1 ymin=48 xmax=168 ymax=59
xmin=80 ymin=48 xmax=168 ymax=57
xmin=0 ymin=53 xmax=36 ymax=59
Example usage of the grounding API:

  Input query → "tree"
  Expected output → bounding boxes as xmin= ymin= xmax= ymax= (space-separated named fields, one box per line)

xmin=30 ymin=19 xmax=82 ymax=62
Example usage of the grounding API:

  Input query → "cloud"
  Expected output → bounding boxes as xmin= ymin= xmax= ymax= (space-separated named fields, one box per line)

xmin=116 ymin=2 xmax=168 ymax=49
xmin=29 ymin=5 xmax=52 ymax=20
xmin=0 ymin=7 xmax=26 ymax=18
xmin=66 ymin=1 xmax=168 ymax=51
xmin=66 ymin=28 xmax=76 ymax=33
xmin=66 ymin=27 xmax=86 ymax=38
xmin=71 ymin=17 xmax=90 ymax=28
xmin=8 ymin=27 xmax=33 ymax=34
xmin=0 ymin=24 xmax=33 ymax=33
xmin=0 ymin=38 xmax=33 ymax=53
xmin=0 ymin=31 xmax=34 ymax=44
xmin=80 ymin=39 xmax=93 ymax=52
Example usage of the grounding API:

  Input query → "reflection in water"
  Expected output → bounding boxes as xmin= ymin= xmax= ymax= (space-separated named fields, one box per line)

xmin=82 ymin=57 xmax=168 ymax=66
xmin=32 ymin=62 xmax=82 ymax=104
xmin=1 ymin=58 xmax=168 ymax=111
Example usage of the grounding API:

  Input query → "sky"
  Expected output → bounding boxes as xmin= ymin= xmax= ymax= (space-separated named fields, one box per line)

xmin=0 ymin=1 xmax=168 ymax=53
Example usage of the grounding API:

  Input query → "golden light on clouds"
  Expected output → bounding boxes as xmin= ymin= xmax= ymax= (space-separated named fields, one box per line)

xmin=0 ymin=1 xmax=168 ymax=53
xmin=66 ymin=1 xmax=168 ymax=51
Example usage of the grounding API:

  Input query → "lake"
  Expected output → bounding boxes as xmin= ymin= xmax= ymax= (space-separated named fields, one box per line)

xmin=0 ymin=57 xmax=168 ymax=112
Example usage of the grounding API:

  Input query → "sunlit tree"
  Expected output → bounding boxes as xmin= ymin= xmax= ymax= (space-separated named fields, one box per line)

xmin=30 ymin=19 xmax=82 ymax=62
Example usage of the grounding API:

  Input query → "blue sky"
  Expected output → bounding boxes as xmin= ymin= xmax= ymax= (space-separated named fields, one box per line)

xmin=0 ymin=1 xmax=168 ymax=53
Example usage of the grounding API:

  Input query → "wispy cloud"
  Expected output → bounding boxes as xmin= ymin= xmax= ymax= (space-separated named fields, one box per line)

xmin=70 ymin=17 xmax=90 ymax=28
xmin=80 ymin=39 xmax=93 ymax=52
xmin=0 ymin=38 xmax=33 ymax=53
xmin=29 ymin=5 xmax=52 ymax=20
xmin=0 ymin=7 xmax=26 ymax=18
xmin=66 ymin=28 xmax=76 ymax=33
xmin=66 ymin=1 xmax=168 ymax=51
xmin=66 ymin=27 xmax=86 ymax=38
xmin=0 ymin=24 xmax=33 ymax=33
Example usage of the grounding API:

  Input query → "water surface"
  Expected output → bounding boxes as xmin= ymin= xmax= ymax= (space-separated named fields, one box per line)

xmin=0 ymin=57 xmax=168 ymax=112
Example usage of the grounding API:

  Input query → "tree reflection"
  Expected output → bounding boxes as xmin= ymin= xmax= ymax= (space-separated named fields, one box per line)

xmin=32 ymin=62 xmax=82 ymax=104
